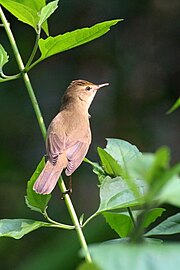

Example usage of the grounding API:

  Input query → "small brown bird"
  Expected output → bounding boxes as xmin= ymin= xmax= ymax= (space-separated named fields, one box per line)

xmin=33 ymin=79 xmax=109 ymax=194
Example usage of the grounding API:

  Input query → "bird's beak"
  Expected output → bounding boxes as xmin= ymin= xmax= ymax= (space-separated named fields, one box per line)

xmin=97 ymin=83 xmax=109 ymax=90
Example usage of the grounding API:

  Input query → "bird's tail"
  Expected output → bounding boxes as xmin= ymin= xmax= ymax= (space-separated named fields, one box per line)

xmin=33 ymin=155 xmax=67 ymax=195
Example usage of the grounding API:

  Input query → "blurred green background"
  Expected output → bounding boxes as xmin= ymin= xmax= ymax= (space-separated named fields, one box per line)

xmin=0 ymin=0 xmax=179 ymax=269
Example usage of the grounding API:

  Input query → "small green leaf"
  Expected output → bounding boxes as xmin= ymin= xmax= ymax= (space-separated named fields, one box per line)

xmin=84 ymin=158 xmax=106 ymax=183
xmin=98 ymin=176 xmax=147 ymax=212
xmin=36 ymin=19 xmax=122 ymax=64
xmin=85 ymin=242 xmax=180 ymax=270
xmin=97 ymin=147 xmax=124 ymax=177
xmin=0 ymin=44 xmax=9 ymax=70
xmin=79 ymin=214 xmax=84 ymax=226
xmin=25 ymin=157 xmax=51 ymax=213
xmin=103 ymin=212 xmax=133 ymax=237
xmin=0 ymin=219 xmax=52 ymax=239
xmin=0 ymin=0 xmax=48 ymax=34
xmin=146 ymin=213 xmax=180 ymax=236
xmin=167 ymin=97 xmax=180 ymax=114
xmin=38 ymin=0 xmax=59 ymax=28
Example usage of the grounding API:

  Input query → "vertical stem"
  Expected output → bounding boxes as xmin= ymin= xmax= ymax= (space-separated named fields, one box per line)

xmin=0 ymin=6 xmax=92 ymax=263
xmin=0 ymin=6 xmax=46 ymax=140
xmin=130 ymin=206 xmax=150 ymax=243
xmin=127 ymin=207 xmax=136 ymax=227
xmin=59 ymin=178 xmax=92 ymax=263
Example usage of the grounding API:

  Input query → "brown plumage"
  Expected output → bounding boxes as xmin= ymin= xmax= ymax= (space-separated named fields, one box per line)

xmin=33 ymin=79 xmax=109 ymax=194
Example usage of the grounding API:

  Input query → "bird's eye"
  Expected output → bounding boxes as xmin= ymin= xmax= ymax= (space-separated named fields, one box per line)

xmin=85 ymin=86 xmax=91 ymax=91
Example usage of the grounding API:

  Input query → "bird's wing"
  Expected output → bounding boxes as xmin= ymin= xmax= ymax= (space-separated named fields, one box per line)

xmin=47 ymin=115 xmax=91 ymax=173
xmin=47 ymin=132 xmax=65 ymax=165
xmin=65 ymin=140 xmax=90 ymax=176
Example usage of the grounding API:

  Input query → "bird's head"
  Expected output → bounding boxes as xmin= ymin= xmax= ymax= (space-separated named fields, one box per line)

xmin=63 ymin=79 xmax=109 ymax=109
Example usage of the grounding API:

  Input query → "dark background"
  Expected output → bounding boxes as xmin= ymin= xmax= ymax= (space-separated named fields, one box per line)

xmin=0 ymin=0 xmax=179 ymax=269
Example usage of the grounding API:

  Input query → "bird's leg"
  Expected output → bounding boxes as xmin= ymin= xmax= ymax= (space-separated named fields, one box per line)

xmin=62 ymin=175 xmax=72 ymax=194
xmin=68 ymin=175 xmax=72 ymax=193
xmin=61 ymin=175 xmax=73 ymax=199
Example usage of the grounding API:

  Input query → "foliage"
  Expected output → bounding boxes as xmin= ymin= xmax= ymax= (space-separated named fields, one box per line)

xmin=0 ymin=1 xmax=179 ymax=270
xmin=25 ymin=157 xmax=51 ymax=214
xmin=167 ymin=97 xmax=180 ymax=114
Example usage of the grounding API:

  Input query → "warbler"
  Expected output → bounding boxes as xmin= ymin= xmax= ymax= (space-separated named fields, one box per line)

xmin=33 ymin=79 xmax=109 ymax=194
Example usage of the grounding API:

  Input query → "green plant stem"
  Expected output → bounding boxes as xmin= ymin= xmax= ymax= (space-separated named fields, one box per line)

xmin=0 ymin=70 xmax=21 ymax=80
xmin=130 ymin=206 xmax=150 ymax=243
xmin=127 ymin=207 xmax=136 ymax=227
xmin=25 ymin=29 xmax=41 ymax=69
xmin=0 ymin=6 xmax=46 ymax=140
xmin=83 ymin=212 xmax=99 ymax=227
xmin=59 ymin=178 xmax=92 ymax=263
xmin=43 ymin=210 xmax=74 ymax=230
xmin=0 ymin=7 xmax=92 ymax=263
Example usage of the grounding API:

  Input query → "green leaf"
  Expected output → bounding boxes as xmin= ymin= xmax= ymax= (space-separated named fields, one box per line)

xmin=128 ymin=148 xmax=180 ymax=201
xmin=158 ymin=175 xmax=180 ymax=207
xmin=105 ymin=138 xmax=142 ymax=172
xmin=97 ymin=147 xmax=124 ymax=177
xmin=167 ymin=97 xmax=180 ymax=114
xmin=77 ymin=262 xmax=100 ymax=270
xmin=0 ymin=219 xmax=52 ymax=239
xmin=25 ymin=157 xmax=51 ymax=213
xmin=98 ymin=176 xmax=147 ymax=212
xmin=146 ymin=213 xmax=180 ymax=236
xmin=36 ymin=19 xmax=122 ymax=64
xmin=0 ymin=44 xmax=9 ymax=70
xmin=38 ymin=0 xmax=59 ymax=28
xmin=143 ymin=208 xmax=165 ymax=228
xmin=0 ymin=0 xmax=48 ymax=34
xmin=103 ymin=208 xmax=165 ymax=238
xmin=84 ymin=158 xmax=106 ymax=183
xmin=103 ymin=212 xmax=133 ymax=237
xmin=85 ymin=242 xmax=180 ymax=270
xmin=129 ymin=147 xmax=170 ymax=184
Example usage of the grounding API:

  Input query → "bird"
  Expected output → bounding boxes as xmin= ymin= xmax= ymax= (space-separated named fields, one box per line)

xmin=33 ymin=79 xmax=109 ymax=194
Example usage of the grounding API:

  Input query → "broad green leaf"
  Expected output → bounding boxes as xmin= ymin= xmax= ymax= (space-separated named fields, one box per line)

xmin=85 ymin=242 xmax=180 ymax=270
xmin=128 ymin=147 xmax=170 ymax=184
xmin=128 ymin=148 xmax=180 ymax=201
xmin=105 ymin=138 xmax=142 ymax=171
xmin=158 ymin=175 xmax=180 ymax=207
xmin=0 ymin=219 xmax=52 ymax=239
xmin=151 ymin=162 xmax=180 ymax=200
xmin=146 ymin=213 xmax=180 ymax=236
xmin=38 ymin=0 xmax=59 ymax=28
xmin=36 ymin=20 xmax=121 ymax=64
xmin=103 ymin=212 xmax=133 ymax=237
xmin=0 ymin=44 xmax=9 ymax=70
xmin=0 ymin=0 xmax=48 ymax=34
xmin=167 ymin=97 xmax=180 ymax=114
xmin=98 ymin=176 xmax=147 ymax=212
xmin=97 ymin=147 xmax=124 ymax=177
xmin=146 ymin=147 xmax=170 ymax=184
xmin=25 ymin=157 xmax=51 ymax=213
xmin=103 ymin=208 xmax=165 ymax=238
